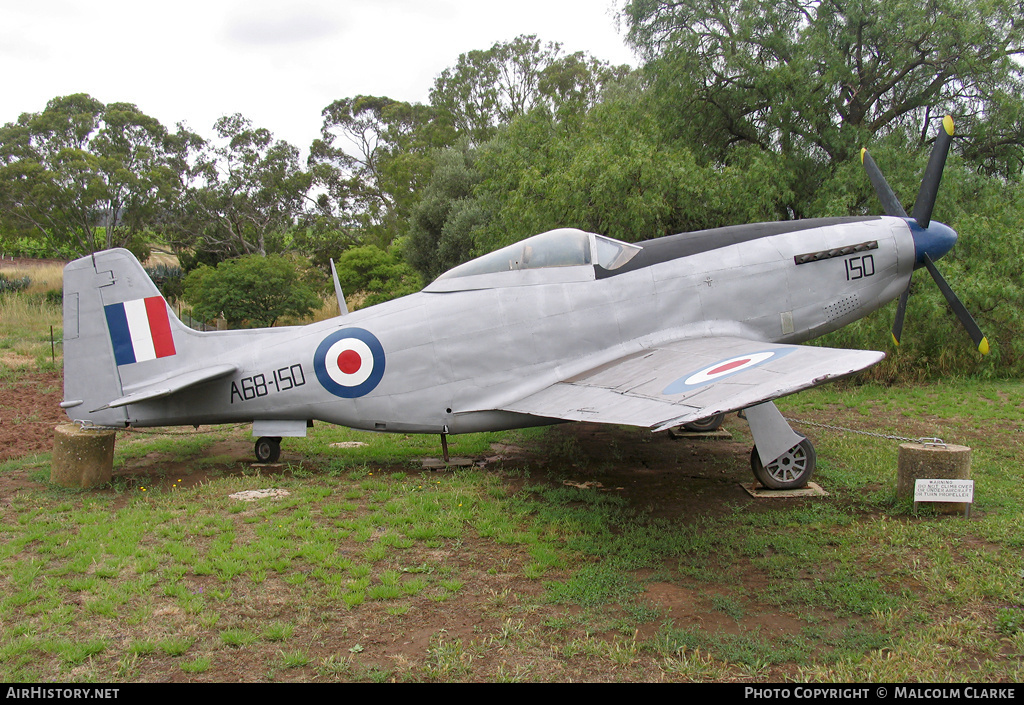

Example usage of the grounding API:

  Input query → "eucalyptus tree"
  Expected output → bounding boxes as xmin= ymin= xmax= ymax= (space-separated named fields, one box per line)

xmin=163 ymin=113 xmax=312 ymax=258
xmin=0 ymin=94 xmax=177 ymax=255
xmin=429 ymin=34 xmax=629 ymax=145
xmin=309 ymin=96 xmax=450 ymax=248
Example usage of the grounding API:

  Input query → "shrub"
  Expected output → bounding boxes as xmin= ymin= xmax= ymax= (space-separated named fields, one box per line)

xmin=183 ymin=254 xmax=321 ymax=328
xmin=145 ymin=264 xmax=185 ymax=300
xmin=0 ymin=273 xmax=31 ymax=295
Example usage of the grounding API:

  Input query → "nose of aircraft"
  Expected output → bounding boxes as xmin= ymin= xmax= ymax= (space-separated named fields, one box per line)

xmin=909 ymin=218 xmax=957 ymax=267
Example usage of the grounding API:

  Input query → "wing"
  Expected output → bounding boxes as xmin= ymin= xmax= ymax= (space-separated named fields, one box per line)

xmin=498 ymin=337 xmax=883 ymax=431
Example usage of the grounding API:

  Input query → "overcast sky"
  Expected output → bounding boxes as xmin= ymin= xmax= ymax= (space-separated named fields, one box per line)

xmin=1 ymin=0 xmax=638 ymax=152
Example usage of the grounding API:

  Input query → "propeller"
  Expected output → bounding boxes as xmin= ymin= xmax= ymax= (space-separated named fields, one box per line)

xmin=860 ymin=115 xmax=989 ymax=355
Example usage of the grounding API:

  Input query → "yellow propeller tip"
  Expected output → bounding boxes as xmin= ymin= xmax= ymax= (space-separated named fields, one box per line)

xmin=979 ymin=338 xmax=990 ymax=355
xmin=943 ymin=115 xmax=954 ymax=136
xmin=860 ymin=147 xmax=867 ymax=163
xmin=891 ymin=333 xmax=900 ymax=347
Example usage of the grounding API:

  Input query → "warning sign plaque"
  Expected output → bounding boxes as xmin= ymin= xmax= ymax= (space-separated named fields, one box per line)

xmin=914 ymin=478 xmax=974 ymax=504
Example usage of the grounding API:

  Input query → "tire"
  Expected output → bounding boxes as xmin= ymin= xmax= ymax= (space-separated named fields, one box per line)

xmin=682 ymin=413 xmax=726 ymax=432
xmin=750 ymin=434 xmax=816 ymax=490
xmin=254 ymin=436 xmax=282 ymax=463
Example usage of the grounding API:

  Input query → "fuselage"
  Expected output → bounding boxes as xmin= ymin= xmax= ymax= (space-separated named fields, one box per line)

xmin=114 ymin=215 xmax=916 ymax=434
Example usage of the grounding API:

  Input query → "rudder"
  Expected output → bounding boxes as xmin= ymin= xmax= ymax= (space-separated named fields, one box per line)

xmin=62 ymin=249 xmax=189 ymax=426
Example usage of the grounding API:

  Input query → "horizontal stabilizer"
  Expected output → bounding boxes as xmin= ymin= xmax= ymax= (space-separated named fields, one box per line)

xmin=96 ymin=364 xmax=238 ymax=411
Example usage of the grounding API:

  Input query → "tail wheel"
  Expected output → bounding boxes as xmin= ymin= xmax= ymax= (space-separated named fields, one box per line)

xmin=750 ymin=435 xmax=815 ymax=490
xmin=254 ymin=436 xmax=282 ymax=463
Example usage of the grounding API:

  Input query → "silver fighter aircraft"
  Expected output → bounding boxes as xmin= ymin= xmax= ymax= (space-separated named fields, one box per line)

xmin=61 ymin=116 xmax=986 ymax=489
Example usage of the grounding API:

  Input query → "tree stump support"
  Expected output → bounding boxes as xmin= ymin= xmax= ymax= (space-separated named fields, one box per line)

xmin=51 ymin=423 xmax=115 ymax=489
xmin=897 ymin=441 xmax=972 ymax=515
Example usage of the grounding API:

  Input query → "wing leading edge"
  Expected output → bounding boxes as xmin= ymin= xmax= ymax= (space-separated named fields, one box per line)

xmin=498 ymin=337 xmax=883 ymax=431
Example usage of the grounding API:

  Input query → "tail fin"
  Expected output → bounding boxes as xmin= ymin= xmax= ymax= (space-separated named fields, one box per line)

xmin=62 ymin=249 xmax=193 ymax=426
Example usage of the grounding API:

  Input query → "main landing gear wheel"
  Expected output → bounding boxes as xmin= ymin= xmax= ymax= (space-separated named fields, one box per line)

xmin=254 ymin=436 xmax=282 ymax=463
xmin=682 ymin=413 xmax=726 ymax=432
xmin=750 ymin=434 xmax=816 ymax=490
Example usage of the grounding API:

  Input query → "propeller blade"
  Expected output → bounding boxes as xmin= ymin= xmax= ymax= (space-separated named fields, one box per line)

xmin=912 ymin=115 xmax=955 ymax=229
xmin=922 ymin=253 xmax=989 ymax=355
xmin=861 ymin=148 xmax=909 ymax=218
xmin=891 ymin=284 xmax=911 ymax=347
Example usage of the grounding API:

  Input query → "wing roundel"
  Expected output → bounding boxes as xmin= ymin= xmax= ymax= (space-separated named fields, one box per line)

xmin=496 ymin=336 xmax=883 ymax=431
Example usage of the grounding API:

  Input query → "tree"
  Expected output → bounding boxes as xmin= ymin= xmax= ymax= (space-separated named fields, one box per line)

xmin=813 ymin=158 xmax=1024 ymax=378
xmin=332 ymin=243 xmax=421 ymax=308
xmin=286 ymin=223 xmax=358 ymax=273
xmin=460 ymin=85 xmax=796 ymax=260
xmin=183 ymin=254 xmax=321 ymax=328
xmin=163 ymin=114 xmax=312 ymax=258
xmin=405 ymin=141 xmax=486 ymax=280
xmin=429 ymin=35 xmax=627 ymax=145
xmin=0 ymin=94 xmax=177 ymax=256
xmin=623 ymin=0 xmax=1024 ymax=177
xmin=309 ymin=96 xmax=451 ymax=247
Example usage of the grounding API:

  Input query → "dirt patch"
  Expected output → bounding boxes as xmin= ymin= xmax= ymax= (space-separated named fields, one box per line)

xmin=0 ymin=368 xmax=65 ymax=461
xmin=531 ymin=422 xmax=761 ymax=520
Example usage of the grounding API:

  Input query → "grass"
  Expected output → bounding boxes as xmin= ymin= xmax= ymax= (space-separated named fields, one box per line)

xmin=0 ymin=294 xmax=63 ymax=367
xmin=1 ymin=284 xmax=1022 ymax=680
xmin=0 ymin=262 xmax=65 ymax=294
xmin=7 ymin=386 xmax=1021 ymax=683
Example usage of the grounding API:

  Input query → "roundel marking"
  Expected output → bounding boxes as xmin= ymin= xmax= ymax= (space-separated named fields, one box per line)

xmin=662 ymin=348 xmax=795 ymax=396
xmin=314 ymin=328 xmax=385 ymax=398
xmin=707 ymin=359 xmax=749 ymax=376
xmin=338 ymin=349 xmax=361 ymax=375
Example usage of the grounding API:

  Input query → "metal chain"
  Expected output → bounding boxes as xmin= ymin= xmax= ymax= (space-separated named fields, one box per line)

xmin=72 ymin=420 xmax=121 ymax=431
xmin=784 ymin=416 xmax=944 ymax=446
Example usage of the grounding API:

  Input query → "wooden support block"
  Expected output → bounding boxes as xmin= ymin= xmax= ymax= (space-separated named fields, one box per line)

xmin=897 ymin=442 xmax=971 ymax=514
xmin=51 ymin=423 xmax=115 ymax=488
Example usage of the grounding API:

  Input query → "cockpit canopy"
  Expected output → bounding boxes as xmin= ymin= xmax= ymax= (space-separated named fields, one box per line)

xmin=436 ymin=228 xmax=642 ymax=282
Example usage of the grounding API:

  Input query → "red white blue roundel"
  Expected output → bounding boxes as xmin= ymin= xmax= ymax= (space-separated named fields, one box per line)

xmin=662 ymin=348 xmax=794 ymax=395
xmin=314 ymin=328 xmax=385 ymax=398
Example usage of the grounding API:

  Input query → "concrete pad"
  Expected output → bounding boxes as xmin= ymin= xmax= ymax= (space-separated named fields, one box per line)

xmin=742 ymin=481 xmax=828 ymax=498
xmin=420 ymin=457 xmax=475 ymax=469
xmin=229 ymin=489 xmax=291 ymax=502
